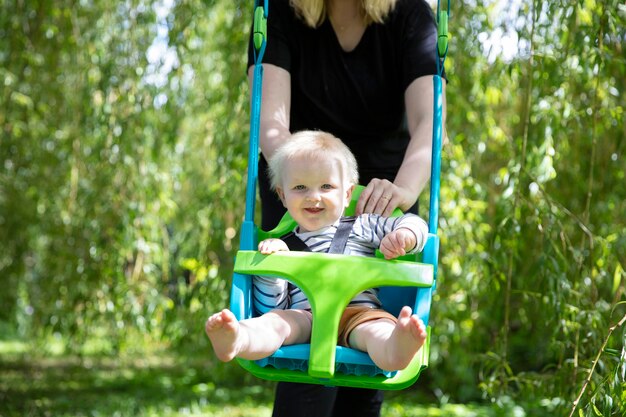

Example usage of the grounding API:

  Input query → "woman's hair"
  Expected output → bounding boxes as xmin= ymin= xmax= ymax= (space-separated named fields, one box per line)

xmin=290 ymin=0 xmax=398 ymax=28
xmin=268 ymin=130 xmax=359 ymax=191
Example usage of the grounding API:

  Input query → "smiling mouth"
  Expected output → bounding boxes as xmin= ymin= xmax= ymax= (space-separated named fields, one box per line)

xmin=305 ymin=208 xmax=323 ymax=213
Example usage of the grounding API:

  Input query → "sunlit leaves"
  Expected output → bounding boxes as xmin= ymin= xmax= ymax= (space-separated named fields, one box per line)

xmin=432 ymin=0 xmax=626 ymax=409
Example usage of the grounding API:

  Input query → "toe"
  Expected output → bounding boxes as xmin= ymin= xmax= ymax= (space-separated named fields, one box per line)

xmin=398 ymin=306 xmax=413 ymax=320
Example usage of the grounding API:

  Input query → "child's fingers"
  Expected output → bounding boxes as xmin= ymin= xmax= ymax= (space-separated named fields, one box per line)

xmin=397 ymin=233 xmax=410 ymax=252
xmin=381 ymin=235 xmax=403 ymax=259
xmin=393 ymin=229 xmax=415 ymax=254
xmin=380 ymin=238 xmax=393 ymax=259
xmin=394 ymin=238 xmax=407 ymax=256
xmin=260 ymin=239 xmax=291 ymax=254
xmin=258 ymin=241 xmax=270 ymax=254
xmin=390 ymin=233 xmax=406 ymax=253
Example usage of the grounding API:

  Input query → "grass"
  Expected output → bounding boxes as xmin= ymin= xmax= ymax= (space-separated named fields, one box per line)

xmin=0 ymin=355 xmax=274 ymax=417
xmin=0 ymin=338 xmax=529 ymax=417
xmin=0 ymin=337 xmax=273 ymax=417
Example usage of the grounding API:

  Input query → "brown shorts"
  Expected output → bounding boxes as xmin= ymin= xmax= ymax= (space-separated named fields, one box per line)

xmin=337 ymin=306 xmax=397 ymax=347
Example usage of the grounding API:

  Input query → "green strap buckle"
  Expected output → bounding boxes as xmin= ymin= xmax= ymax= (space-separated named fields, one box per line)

xmin=437 ymin=11 xmax=448 ymax=57
xmin=253 ymin=6 xmax=267 ymax=51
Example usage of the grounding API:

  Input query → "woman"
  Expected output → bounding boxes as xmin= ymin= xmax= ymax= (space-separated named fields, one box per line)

xmin=247 ymin=0 xmax=447 ymax=415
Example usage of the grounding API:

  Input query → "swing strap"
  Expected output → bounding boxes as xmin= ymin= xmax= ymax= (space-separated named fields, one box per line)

xmin=280 ymin=216 xmax=357 ymax=254
xmin=328 ymin=216 xmax=357 ymax=254
xmin=280 ymin=231 xmax=310 ymax=252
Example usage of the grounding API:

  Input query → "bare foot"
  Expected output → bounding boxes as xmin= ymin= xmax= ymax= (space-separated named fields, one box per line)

xmin=205 ymin=309 xmax=244 ymax=362
xmin=379 ymin=306 xmax=427 ymax=371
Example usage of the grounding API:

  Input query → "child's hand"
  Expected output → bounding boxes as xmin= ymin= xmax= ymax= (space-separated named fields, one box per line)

xmin=258 ymin=238 xmax=290 ymax=254
xmin=380 ymin=228 xmax=417 ymax=260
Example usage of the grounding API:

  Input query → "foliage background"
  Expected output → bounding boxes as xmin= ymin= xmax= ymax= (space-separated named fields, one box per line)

xmin=1 ymin=0 xmax=625 ymax=415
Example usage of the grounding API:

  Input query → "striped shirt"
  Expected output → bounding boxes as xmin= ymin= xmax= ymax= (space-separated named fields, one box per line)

xmin=253 ymin=213 xmax=428 ymax=315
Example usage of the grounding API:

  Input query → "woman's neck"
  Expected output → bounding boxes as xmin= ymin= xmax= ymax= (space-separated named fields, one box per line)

xmin=327 ymin=0 xmax=366 ymax=52
xmin=328 ymin=0 xmax=362 ymax=30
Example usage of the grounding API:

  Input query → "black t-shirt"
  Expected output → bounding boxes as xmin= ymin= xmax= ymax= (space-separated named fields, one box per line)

xmin=248 ymin=0 xmax=441 ymax=183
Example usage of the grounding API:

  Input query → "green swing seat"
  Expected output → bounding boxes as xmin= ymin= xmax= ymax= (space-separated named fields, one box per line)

xmin=230 ymin=187 xmax=439 ymax=390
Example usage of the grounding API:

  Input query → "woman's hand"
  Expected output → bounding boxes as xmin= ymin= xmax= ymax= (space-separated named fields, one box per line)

xmin=258 ymin=238 xmax=290 ymax=254
xmin=355 ymin=178 xmax=415 ymax=216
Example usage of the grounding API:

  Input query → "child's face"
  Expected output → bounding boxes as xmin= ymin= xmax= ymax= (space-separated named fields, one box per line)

xmin=277 ymin=155 xmax=354 ymax=233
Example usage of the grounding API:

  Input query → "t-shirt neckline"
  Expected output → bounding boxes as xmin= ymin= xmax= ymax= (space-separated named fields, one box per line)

xmin=323 ymin=18 xmax=370 ymax=55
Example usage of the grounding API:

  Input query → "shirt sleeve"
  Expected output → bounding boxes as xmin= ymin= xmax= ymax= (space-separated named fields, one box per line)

xmin=398 ymin=0 xmax=443 ymax=90
xmin=247 ymin=0 xmax=293 ymax=72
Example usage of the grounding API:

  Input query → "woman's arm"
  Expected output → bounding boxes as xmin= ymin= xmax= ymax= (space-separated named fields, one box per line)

xmin=356 ymin=75 xmax=447 ymax=216
xmin=248 ymin=63 xmax=292 ymax=160
xmin=395 ymin=75 xmax=447 ymax=207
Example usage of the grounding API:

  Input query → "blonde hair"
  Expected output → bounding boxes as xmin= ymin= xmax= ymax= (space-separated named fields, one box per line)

xmin=290 ymin=0 xmax=398 ymax=28
xmin=268 ymin=130 xmax=359 ymax=191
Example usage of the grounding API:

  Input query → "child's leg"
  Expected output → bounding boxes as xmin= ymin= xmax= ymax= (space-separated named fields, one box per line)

xmin=205 ymin=309 xmax=312 ymax=362
xmin=348 ymin=306 xmax=427 ymax=371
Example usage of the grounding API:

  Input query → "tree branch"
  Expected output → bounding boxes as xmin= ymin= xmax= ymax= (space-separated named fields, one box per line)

xmin=568 ymin=313 xmax=626 ymax=417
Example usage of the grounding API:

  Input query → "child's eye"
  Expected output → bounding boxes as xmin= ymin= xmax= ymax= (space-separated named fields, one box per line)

xmin=321 ymin=184 xmax=334 ymax=190
xmin=293 ymin=185 xmax=306 ymax=191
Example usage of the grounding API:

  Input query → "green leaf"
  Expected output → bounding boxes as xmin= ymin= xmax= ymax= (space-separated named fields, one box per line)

xmin=613 ymin=263 xmax=624 ymax=295
xmin=10 ymin=91 xmax=34 ymax=109
xmin=591 ymin=402 xmax=602 ymax=416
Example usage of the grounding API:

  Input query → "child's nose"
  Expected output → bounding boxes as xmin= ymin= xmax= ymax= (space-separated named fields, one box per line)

xmin=306 ymin=190 xmax=321 ymax=201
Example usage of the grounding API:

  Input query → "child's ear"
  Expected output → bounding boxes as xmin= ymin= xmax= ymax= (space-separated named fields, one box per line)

xmin=345 ymin=184 xmax=355 ymax=205
xmin=276 ymin=187 xmax=287 ymax=207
